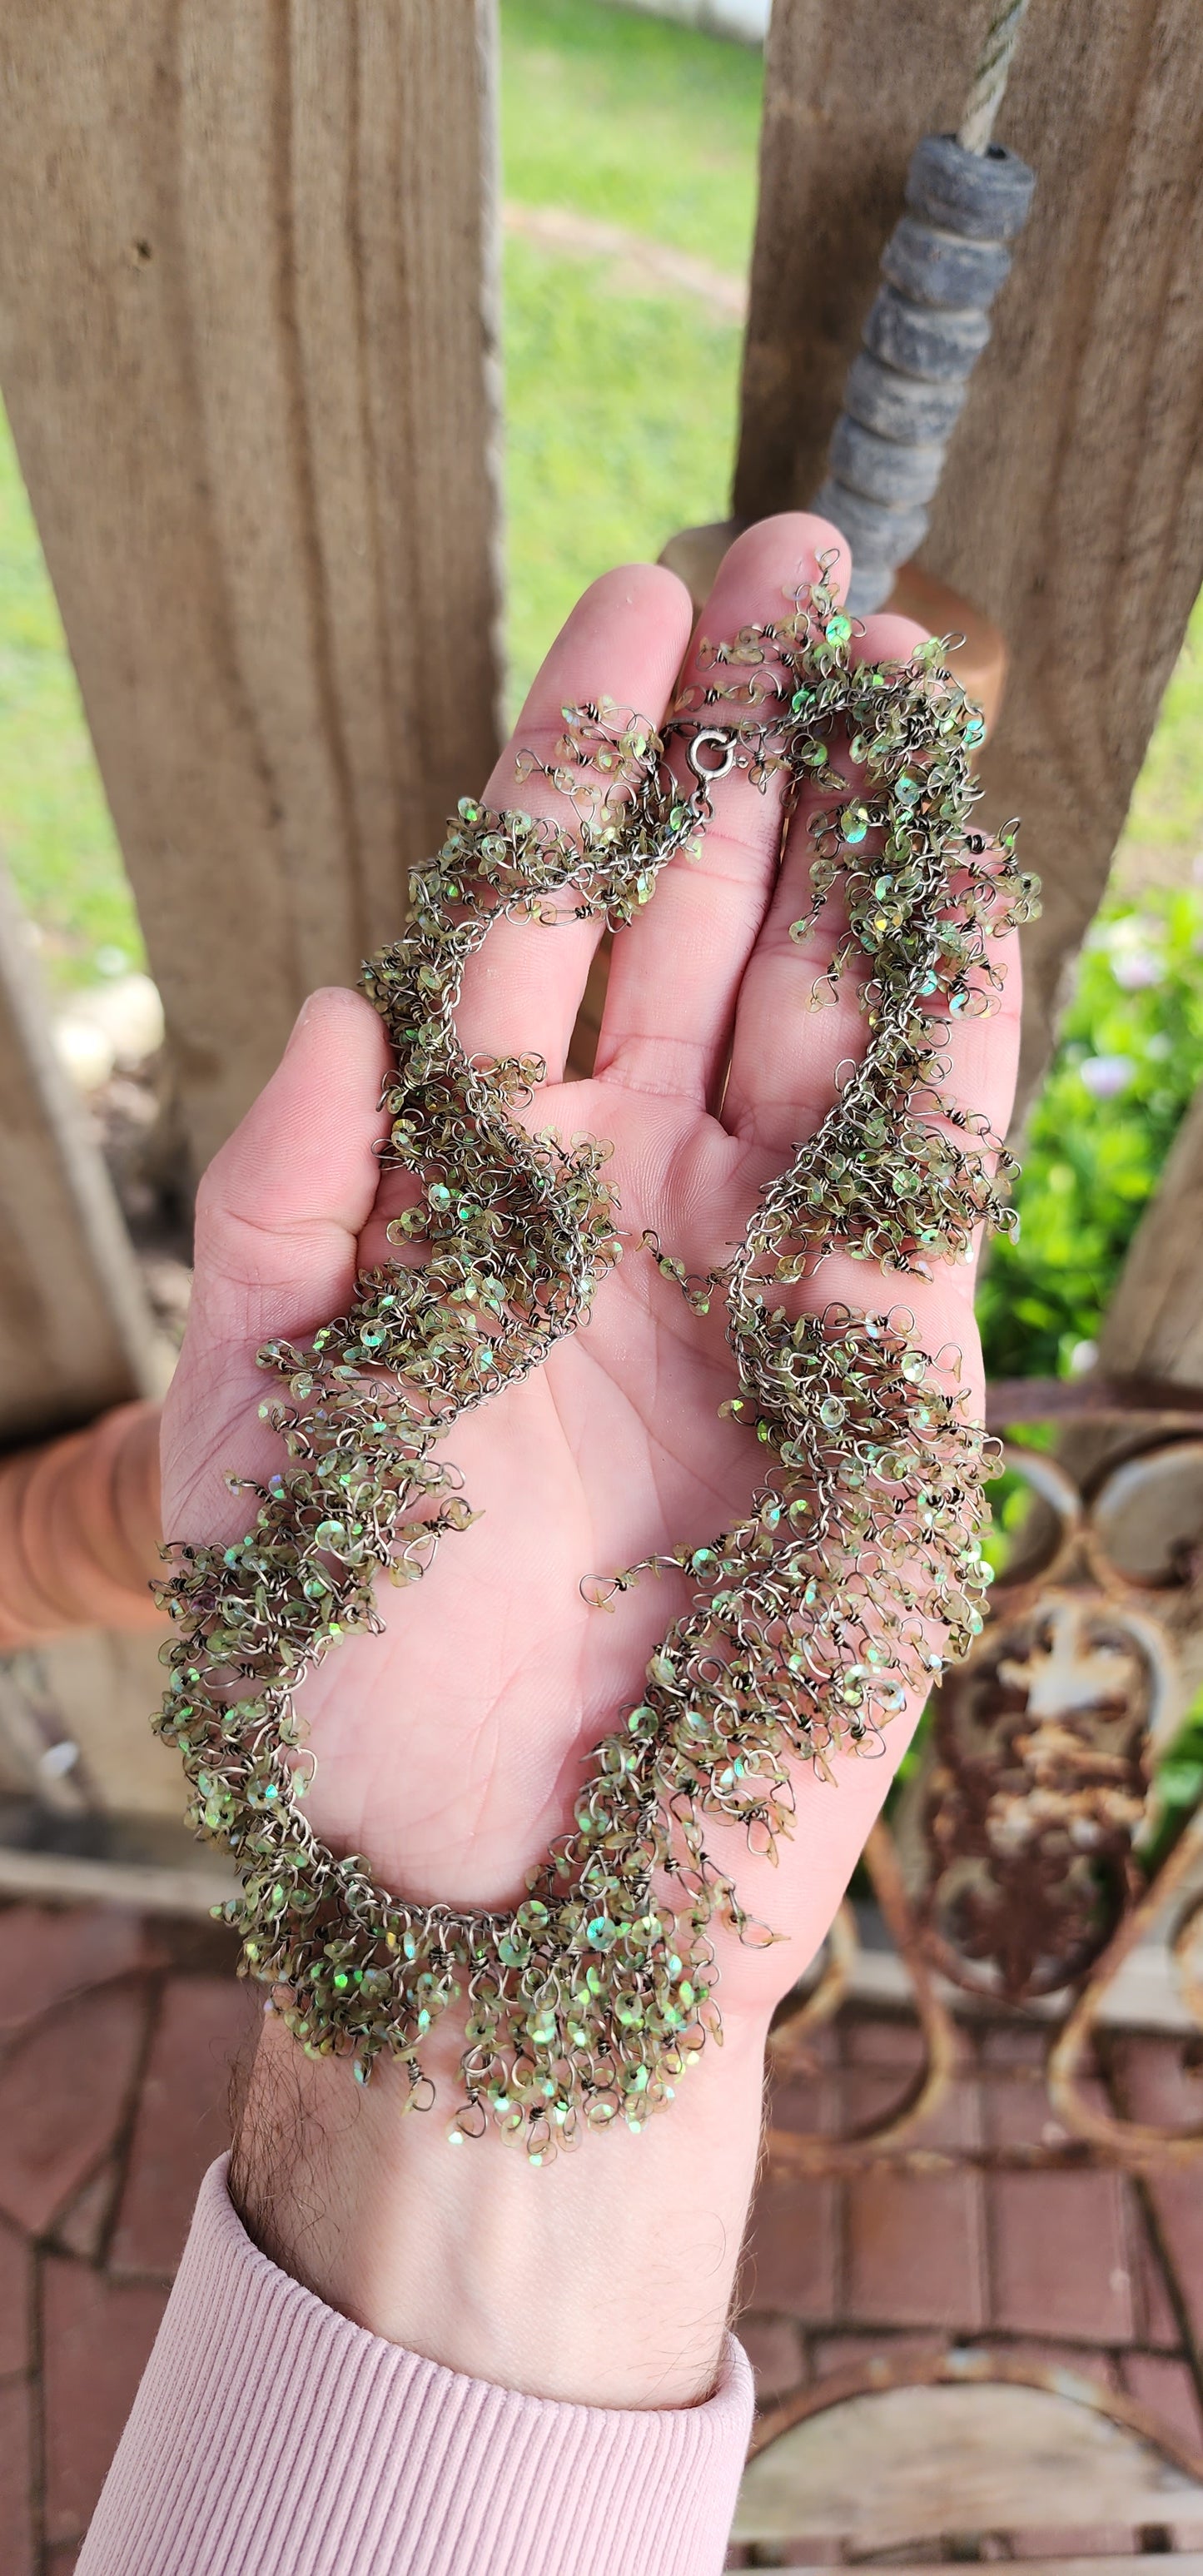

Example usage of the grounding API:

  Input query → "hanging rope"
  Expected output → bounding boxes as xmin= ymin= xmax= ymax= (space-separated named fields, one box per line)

xmin=958 ymin=0 xmax=1033 ymax=155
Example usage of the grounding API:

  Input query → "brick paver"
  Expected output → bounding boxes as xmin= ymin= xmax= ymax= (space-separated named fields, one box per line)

xmin=50 ymin=2164 xmax=119 ymax=2266
xmin=843 ymin=2014 xmax=927 ymax=2070
xmin=0 ymin=2214 xmax=31 ymax=2378
xmin=843 ymin=2066 xmax=987 ymax=2329
xmin=986 ymin=2064 xmax=1139 ymax=2344
xmin=110 ymin=1972 xmax=260 ymax=2275
xmin=42 ymin=2257 xmax=169 ymax=2550
xmin=0 ymin=2375 xmax=35 ymax=2576
xmin=1115 ymin=2037 xmax=1203 ymax=2358
xmin=0 ymin=1906 xmax=152 ymax=2041
xmin=738 ymin=2310 xmax=806 ymax=2401
xmin=743 ymin=2159 xmax=841 ymax=2320
xmin=1121 ymin=2349 xmax=1203 ymax=2450
xmin=5 ymin=1903 xmax=1203 ymax=2570
xmin=0 ymin=1984 xmax=149 ymax=2238
xmin=1133 ymin=2206 xmax=1185 ymax=2349
xmin=1144 ymin=2167 xmax=1203 ymax=2357
xmin=987 ymin=2165 xmax=1138 ymax=2340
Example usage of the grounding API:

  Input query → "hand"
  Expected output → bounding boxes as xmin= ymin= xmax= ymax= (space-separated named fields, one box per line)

xmin=162 ymin=514 xmax=1021 ymax=2406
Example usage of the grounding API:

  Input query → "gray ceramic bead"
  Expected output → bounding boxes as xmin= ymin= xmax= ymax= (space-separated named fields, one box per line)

xmin=862 ymin=286 xmax=992 ymax=383
xmin=812 ymin=478 xmax=929 ymax=569
xmin=845 ymin=561 xmax=901 ymax=615
xmin=830 ymin=415 xmax=946 ymax=508
xmin=905 ymin=133 xmax=1036 ymax=242
xmin=843 ymin=351 xmax=965 ymax=445
xmin=881 ymin=216 xmax=1012 ymax=312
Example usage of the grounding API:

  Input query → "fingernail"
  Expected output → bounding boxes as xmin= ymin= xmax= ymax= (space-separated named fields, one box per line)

xmin=284 ymin=995 xmax=314 ymax=1054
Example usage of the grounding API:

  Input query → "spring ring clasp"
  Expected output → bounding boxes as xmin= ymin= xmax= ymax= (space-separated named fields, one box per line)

xmin=686 ymin=727 xmax=738 ymax=783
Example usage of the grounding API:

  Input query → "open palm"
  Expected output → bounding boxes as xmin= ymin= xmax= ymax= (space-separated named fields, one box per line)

xmin=162 ymin=514 xmax=1021 ymax=2034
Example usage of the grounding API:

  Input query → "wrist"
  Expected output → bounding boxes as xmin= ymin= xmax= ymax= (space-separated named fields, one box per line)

xmin=232 ymin=2007 xmax=768 ymax=2409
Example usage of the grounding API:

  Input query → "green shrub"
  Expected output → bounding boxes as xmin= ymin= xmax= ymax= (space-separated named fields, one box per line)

xmin=978 ymin=888 xmax=1203 ymax=1381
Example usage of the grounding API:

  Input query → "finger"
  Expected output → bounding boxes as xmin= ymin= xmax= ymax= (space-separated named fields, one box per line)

xmin=189 ymin=984 xmax=390 ymax=1352
xmin=594 ymin=513 xmax=852 ymax=1111
xmin=723 ymin=612 xmax=927 ymax=1151
xmin=723 ymin=612 xmax=1022 ymax=1166
xmin=454 ymin=563 xmax=694 ymax=1082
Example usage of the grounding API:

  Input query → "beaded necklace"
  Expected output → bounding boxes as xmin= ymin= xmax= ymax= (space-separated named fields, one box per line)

xmin=156 ymin=567 xmax=1036 ymax=2161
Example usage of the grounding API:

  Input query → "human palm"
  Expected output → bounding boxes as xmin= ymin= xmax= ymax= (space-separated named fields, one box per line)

xmin=162 ymin=515 xmax=1021 ymax=2036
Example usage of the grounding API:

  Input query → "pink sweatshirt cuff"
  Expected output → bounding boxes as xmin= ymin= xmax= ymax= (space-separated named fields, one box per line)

xmin=78 ymin=2155 xmax=754 ymax=2575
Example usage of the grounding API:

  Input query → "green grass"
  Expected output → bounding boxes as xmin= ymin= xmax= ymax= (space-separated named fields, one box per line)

xmin=503 ymin=235 xmax=743 ymax=704
xmin=978 ymin=873 xmax=1203 ymax=1382
xmin=500 ymin=0 xmax=759 ymax=704
xmin=0 ymin=421 xmax=142 ymax=989
xmin=500 ymin=0 xmax=764 ymax=265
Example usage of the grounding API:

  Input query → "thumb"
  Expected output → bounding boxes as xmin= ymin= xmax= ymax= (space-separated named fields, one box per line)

xmin=189 ymin=984 xmax=390 ymax=1354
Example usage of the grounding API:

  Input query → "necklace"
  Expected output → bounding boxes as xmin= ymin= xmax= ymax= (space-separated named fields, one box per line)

xmin=156 ymin=564 xmax=1036 ymax=2161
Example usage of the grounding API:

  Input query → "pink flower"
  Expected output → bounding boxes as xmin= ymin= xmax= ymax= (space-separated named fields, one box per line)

xmin=1080 ymin=1054 xmax=1135 ymax=1101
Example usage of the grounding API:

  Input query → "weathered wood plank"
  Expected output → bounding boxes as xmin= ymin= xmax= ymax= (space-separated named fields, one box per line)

xmin=1096 ymin=1088 xmax=1203 ymax=1387
xmin=0 ymin=1842 xmax=236 ymax=1917
xmin=28 ymin=1629 xmax=181 ymax=1821
xmin=1058 ymin=1088 xmax=1203 ymax=1499
xmin=0 ymin=866 xmax=163 ymax=1446
xmin=769 ymin=2563 xmax=1203 ymax=2576
xmin=735 ymin=2382 xmax=1203 ymax=2549
xmin=0 ymin=0 xmax=504 ymax=1175
xmin=736 ymin=0 xmax=1203 ymax=1114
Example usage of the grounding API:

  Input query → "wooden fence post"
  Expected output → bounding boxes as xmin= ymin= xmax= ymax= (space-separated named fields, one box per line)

xmin=736 ymin=0 xmax=1203 ymax=1115
xmin=1096 ymin=1094 xmax=1203 ymax=1393
xmin=0 ymin=0 xmax=505 ymax=1177
xmin=1059 ymin=1093 xmax=1203 ymax=1509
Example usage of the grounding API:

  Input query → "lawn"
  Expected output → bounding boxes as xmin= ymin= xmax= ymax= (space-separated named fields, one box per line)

xmin=500 ymin=0 xmax=761 ymax=703
xmin=500 ymin=0 xmax=763 ymax=270
xmin=0 ymin=420 xmax=139 ymax=984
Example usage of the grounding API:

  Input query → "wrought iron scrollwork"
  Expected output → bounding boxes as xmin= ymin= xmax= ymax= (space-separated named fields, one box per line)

xmin=768 ymin=1403 xmax=1203 ymax=2176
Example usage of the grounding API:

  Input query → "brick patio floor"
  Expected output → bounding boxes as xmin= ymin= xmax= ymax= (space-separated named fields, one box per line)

xmin=2 ymin=1899 xmax=1202 ymax=2573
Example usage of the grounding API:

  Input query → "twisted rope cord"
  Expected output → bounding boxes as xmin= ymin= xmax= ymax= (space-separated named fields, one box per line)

xmin=957 ymin=0 xmax=1033 ymax=154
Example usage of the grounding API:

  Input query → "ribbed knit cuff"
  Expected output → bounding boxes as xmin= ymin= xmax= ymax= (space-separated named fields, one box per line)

xmin=78 ymin=2156 xmax=754 ymax=2576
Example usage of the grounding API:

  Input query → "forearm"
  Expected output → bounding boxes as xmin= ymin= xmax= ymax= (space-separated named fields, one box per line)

xmin=77 ymin=2024 xmax=763 ymax=2576
xmin=232 ymin=2006 xmax=769 ymax=2409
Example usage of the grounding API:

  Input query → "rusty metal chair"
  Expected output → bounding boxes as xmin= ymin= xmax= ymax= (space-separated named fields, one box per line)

xmin=731 ymin=2347 xmax=1203 ymax=2570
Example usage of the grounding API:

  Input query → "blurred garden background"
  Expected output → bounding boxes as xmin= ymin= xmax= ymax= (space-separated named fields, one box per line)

xmin=1 ymin=0 xmax=1201 ymax=1392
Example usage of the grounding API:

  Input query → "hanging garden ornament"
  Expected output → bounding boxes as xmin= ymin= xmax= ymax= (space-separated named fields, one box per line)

xmin=813 ymin=0 xmax=1038 ymax=614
